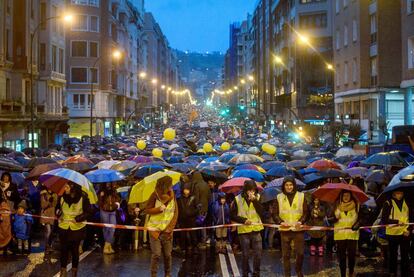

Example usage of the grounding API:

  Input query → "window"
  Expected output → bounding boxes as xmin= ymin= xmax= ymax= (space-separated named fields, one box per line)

xmin=344 ymin=25 xmax=348 ymax=47
xmin=408 ymin=37 xmax=414 ymax=69
xmin=39 ymin=43 xmax=46 ymax=71
xmin=370 ymin=57 xmax=378 ymax=86
xmin=336 ymin=64 xmax=340 ymax=87
xmin=89 ymin=42 xmax=98 ymax=57
xmin=52 ymin=45 xmax=57 ymax=72
xmin=344 ymin=62 xmax=349 ymax=84
xmin=72 ymin=15 xmax=88 ymax=31
xmin=408 ymin=0 xmax=414 ymax=14
xmin=5 ymin=78 xmax=11 ymax=100
xmin=352 ymin=58 xmax=357 ymax=83
xmin=52 ymin=6 xmax=58 ymax=33
xmin=5 ymin=29 xmax=10 ymax=60
xmin=89 ymin=0 xmax=99 ymax=6
xmin=71 ymin=67 xmax=88 ymax=83
xmin=343 ymin=0 xmax=348 ymax=8
xmin=79 ymin=94 xmax=85 ymax=109
xmin=73 ymin=94 xmax=79 ymax=108
xmin=352 ymin=20 xmax=357 ymax=42
xmin=362 ymin=100 xmax=369 ymax=119
xmin=6 ymin=0 xmax=10 ymax=14
xmin=59 ymin=48 xmax=64 ymax=73
xmin=90 ymin=68 xmax=98 ymax=83
xmin=90 ymin=16 xmax=99 ymax=32
xmin=299 ymin=13 xmax=328 ymax=29
xmin=71 ymin=41 xmax=87 ymax=57
xmin=40 ymin=3 xmax=46 ymax=30
xmin=336 ymin=0 xmax=340 ymax=13
xmin=336 ymin=30 xmax=341 ymax=50
xmin=370 ymin=14 xmax=377 ymax=44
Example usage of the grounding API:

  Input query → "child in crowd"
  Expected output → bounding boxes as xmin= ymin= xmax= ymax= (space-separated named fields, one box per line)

xmin=12 ymin=200 xmax=33 ymax=254
xmin=212 ymin=192 xmax=229 ymax=254
xmin=307 ymin=197 xmax=327 ymax=256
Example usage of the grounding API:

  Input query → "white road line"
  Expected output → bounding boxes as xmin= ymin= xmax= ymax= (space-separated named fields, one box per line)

xmin=219 ymin=253 xmax=230 ymax=277
xmin=53 ymin=247 xmax=96 ymax=277
xmin=226 ymin=244 xmax=241 ymax=277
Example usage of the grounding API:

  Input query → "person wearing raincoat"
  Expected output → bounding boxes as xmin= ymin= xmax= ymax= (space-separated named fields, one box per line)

xmin=40 ymin=185 xmax=58 ymax=257
xmin=230 ymin=179 xmax=264 ymax=277
xmin=381 ymin=190 xmax=412 ymax=276
xmin=307 ymin=197 xmax=327 ymax=256
xmin=273 ymin=176 xmax=308 ymax=277
xmin=0 ymin=172 xmax=21 ymax=211
xmin=146 ymin=176 xmax=178 ymax=277
xmin=57 ymin=182 xmax=93 ymax=277
xmin=329 ymin=190 xmax=360 ymax=277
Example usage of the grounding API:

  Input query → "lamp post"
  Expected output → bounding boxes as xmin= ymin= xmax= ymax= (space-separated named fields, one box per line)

xmin=29 ymin=14 xmax=72 ymax=148
xmin=89 ymin=50 xmax=121 ymax=139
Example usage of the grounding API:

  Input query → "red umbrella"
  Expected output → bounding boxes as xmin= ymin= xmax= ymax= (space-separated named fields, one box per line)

xmin=312 ymin=182 xmax=369 ymax=204
xmin=219 ymin=177 xmax=263 ymax=195
xmin=62 ymin=155 xmax=94 ymax=172
xmin=308 ymin=159 xmax=341 ymax=171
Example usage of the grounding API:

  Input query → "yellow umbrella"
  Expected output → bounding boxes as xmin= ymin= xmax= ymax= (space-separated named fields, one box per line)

xmin=128 ymin=170 xmax=181 ymax=204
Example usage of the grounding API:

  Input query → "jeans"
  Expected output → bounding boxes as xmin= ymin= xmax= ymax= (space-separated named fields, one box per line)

xmin=100 ymin=210 xmax=116 ymax=244
xmin=280 ymin=231 xmax=305 ymax=277
xmin=150 ymin=233 xmax=173 ymax=277
xmin=239 ymin=231 xmax=262 ymax=277
xmin=387 ymin=235 xmax=410 ymax=275
xmin=336 ymin=239 xmax=357 ymax=277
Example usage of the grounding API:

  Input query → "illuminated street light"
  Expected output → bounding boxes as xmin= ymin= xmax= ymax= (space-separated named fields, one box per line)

xmin=326 ymin=64 xmax=334 ymax=70
xmin=234 ymin=86 xmax=238 ymax=90
xmin=112 ymin=50 xmax=122 ymax=59
xmin=298 ymin=33 xmax=310 ymax=44
xmin=274 ymin=55 xmax=283 ymax=64
xmin=240 ymin=79 xmax=246 ymax=84
xmin=248 ymin=75 xmax=254 ymax=81
xmin=63 ymin=14 xmax=74 ymax=23
xmin=161 ymin=85 xmax=166 ymax=90
xmin=151 ymin=78 xmax=158 ymax=85
xmin=139 ymin=71 xmax=147 ymax=79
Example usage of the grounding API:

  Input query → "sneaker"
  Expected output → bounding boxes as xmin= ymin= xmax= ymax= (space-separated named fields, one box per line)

xmin=310 ymin=245 xmax=316 ymax=256
xmin=318 ymin=246 xmax=324 ymax=257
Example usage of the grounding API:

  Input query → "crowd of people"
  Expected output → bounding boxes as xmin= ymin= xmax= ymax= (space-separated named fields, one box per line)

xmin=0 ymin=110 xmax=413 ymax=277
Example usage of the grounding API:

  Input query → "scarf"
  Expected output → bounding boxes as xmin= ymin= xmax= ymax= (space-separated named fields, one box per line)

xmin=338 ymin=199 xmax=356 ymax=212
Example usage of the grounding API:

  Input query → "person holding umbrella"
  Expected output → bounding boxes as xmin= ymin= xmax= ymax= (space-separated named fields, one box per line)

xmin=146 ymin=176 xmax=178 ymax=277
xmin=273 ymin=176 xmax=308 ymax=277
xmin=230 ymin=179 xmax=264 ymax=277
xmin=57 ymin=182 xmax=93 ymax=277
xmin=381 ymin=189 xmax=411 ymax=276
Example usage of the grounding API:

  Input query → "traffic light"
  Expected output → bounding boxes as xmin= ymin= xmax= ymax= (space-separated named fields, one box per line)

xmin=239 ymin=105 xmax=246 ymax=111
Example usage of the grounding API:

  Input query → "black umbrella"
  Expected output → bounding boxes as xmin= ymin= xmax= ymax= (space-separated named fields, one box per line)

xmin=362 ymin=152 xmax=409 ymax=168
xmin=365 ymin=170 xmax=388 ymax=183
xmin=27 ymin=157 xmax=58 ymax=169
xmin=0 ymin=157 xmax=24 ymax=172
xmin=265 ymin=166 xmax=298 ymax=178
xmin=0 ymin=147 xmax=14 ymax=155
xmin=319 ymin=169 xmax=348 ymax=178
xmin=377 ymin=180 xmax=414 ymax=205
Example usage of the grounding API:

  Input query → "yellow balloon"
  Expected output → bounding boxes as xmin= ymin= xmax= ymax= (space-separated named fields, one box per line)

xmin=163 ymin=128 xmax=176 ymax=141
xmin=262 ymin=143 xmax=276 ymax=155
xmin=152 ymin=148 xmax=163 ymax=158
xmin=203 ymin=143 xmax=213 ymax=153
xmin=221 ymin=142 xmax=231 ymax=151
xmin=136 ymin=140 xmax=146 ymax=150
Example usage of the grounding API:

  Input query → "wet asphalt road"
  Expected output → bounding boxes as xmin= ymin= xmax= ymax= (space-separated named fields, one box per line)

xmin=0 ymin=243 xmax=406 ymax=277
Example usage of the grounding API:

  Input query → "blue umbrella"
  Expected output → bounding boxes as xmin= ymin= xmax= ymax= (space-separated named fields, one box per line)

xmin=173 ymin=182 xmax=182 ymax=199
xmin=133 ymin=164 xmax=165 ymax=179
xmin=267 ymin=177 xmax=306 ymax=190
xmin=167 ymin=156 xmax=184 ymax=164
xmin=260 ymin=186 xmax=281 ymax=203
xmin=202 ymin=156 xmax=219 ymax=163
xmin=298 ymin=168 xmax=319 ymax=175
xmin=197 ymin=162 xmax=231 ymax=171
xmin=170 ymin=163 xmax=196 ymax=174
xmin=218 ymin=153 xmax=237 ymax=163
xmin=261 ymin=161 xmax=285 ymax=171
xmin=265 ymin=166 xmax=297 ymax=178
xmin=303 ymin=173 xmax=324 ymax=184
xmin=389 ymin=165 xmax=414 ymax=187
xmin=200 ymin=168 xmax=228 ymax=180
xmin=231 ymin=169 xmax=264 ymax=182
xmin=85 ymin=169 xmax=126 ymax=183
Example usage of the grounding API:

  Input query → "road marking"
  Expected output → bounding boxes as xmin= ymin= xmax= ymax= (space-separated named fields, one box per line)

xmin=219 ymin=253 xmax=230 ymax=277
xmin=226 ymin=244 xmax=241 ymax=277
xmin=53 ymin=247 xmax=96 ymax=277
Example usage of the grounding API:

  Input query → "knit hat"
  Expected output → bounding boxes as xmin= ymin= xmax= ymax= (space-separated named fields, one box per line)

xmin=18 ymin=200 xmax=27 ymax=210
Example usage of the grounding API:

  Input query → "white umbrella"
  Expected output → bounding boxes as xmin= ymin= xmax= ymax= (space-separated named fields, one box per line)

xmin=336 ymin=147 xmax=357 ymax=157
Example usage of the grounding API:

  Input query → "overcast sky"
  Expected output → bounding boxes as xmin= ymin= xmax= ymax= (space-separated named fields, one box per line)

xmin=143 ymin=0 xmax=255 ymax=53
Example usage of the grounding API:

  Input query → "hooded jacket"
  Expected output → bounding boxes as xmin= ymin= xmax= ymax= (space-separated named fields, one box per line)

xmin=272 ymin=176 xmax=308 ymax=224
xmin=191 ymin=172 xmax=211 ymax=215
xmin=177 ymin=183 xmax=199 ymax=227
xmin=230 ymin=180 xmax=265 ymax=224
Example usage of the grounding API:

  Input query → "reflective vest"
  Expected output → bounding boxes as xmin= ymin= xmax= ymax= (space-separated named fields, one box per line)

xmin=277 ymin=192 xmax=304 ymax=226
xmin=386 ymin=199 xmax=409 ymax=236
xmin=235 ymin=194 xmax=263 ymax=234
xmin=58 ymin=197 xmax=86 ymax=231
xmin=146 ymin=199 xmax=175 ymax=232
xmin=334 ymin=208 xmax=359 ymax=241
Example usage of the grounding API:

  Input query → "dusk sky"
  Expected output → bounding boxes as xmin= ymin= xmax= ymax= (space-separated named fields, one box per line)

xmin=144 ymin=0 xmax=255 ymax=53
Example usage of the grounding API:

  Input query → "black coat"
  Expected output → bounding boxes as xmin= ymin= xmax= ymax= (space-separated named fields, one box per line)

xmin=177 ymin=195 xmax=199 ymax=227
xmin=1 ymin=183 xmax=21 ymax=210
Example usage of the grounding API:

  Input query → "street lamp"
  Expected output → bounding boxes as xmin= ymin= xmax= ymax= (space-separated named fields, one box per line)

xmin=151 ymin=78 xmax=158 ymax=85
xmin=29 ymin=13 xmax=73 ymax=148
xmin=139 ymin=71 xmax=147 ymax=79
xmin=90 ymin=49 xmax=122 ymax=139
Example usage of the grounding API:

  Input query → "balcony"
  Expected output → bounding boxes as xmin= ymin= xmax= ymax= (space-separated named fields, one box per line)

xmin=0 ymin=100 xmax=26 ymax=118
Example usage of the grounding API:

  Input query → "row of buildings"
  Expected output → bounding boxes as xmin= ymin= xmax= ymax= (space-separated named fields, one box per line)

xmin=224 ymin=0 xmax=414 ymax=142
xmin=0 ymin=0 xmax=182 ymax=150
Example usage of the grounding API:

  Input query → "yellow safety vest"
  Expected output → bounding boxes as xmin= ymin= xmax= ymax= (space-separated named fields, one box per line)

xmin=334 ymin=208 xmax=359 ymax=240
xmin=58 ymin=197 xmax=86 ymax=231
xmin=386 ymin=199 xmax=409 ymax=236
xmin=146 ymin=199 xmax=175 ymax=232
xmin=235 ymin=194 xmax=264 ymax=234
xmin=277 ymin=192 xmax=304 ymax=226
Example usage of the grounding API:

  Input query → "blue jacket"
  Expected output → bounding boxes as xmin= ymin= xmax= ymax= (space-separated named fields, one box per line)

xmin=13 ymin=213 xmax=33 ymax=240
xmin=212 ymin=201 xmax=230 ymax=225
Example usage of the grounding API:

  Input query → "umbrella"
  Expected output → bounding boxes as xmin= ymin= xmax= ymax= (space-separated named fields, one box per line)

xmin=219 ymin=177 xmax=263 ymax=195
xmin=260 ymin=186 xmax=281 ymax=203
xmin=345 ymin=167 xmax=369 ymax=178
xmin=365 ymin=170 xmax=388 ymax=183
xmin=276 ymin=153 xmax=290 ymax=162
xmin=231 ymin=169 xmax=265 ymax=182
xmin=0 ymin=157 xmax=24 ymax=172
xmin=128 ymin=155 xmax=153 ymax=164
xmin=388 ymin=165 xmax=414 ymax=187
xmin=96 ymin=160 xmax=121 ymax=169
xmin=197 ymin=162 xmax=230 ymax=171
xmin=228 ymin=154 xmax=264 ymax=165
xmin=218 ymin=153 xmax=237 ymax=163
xmin=362 ymin=152 xmax=409 ymax=168
xmin=26 ymin=163 xmax=63 ymax=180
xmin=377 ymin=180 xmax=414 ymax=204
xmin=39 ymin=168 xmax=97 ymax=203
xmin=133 ymin=164 xmax=165 ymax=179
xmin=27 ymin=157 xmax=58 ymax=169
xmin=234 ymin=164 xmax=266 ymax=173
xmin=63 ymin=156 xmax=95 ymax=172
xmin=298 ymin=168 xmax=319 ymax=175
xmin=334 ymin=156 xmax=354 ymax=165
xmin=308 ymin=159 xmax=341 ymax=171
xmin=303 ymin=173 xmax=325 ymax=184
xmin=128 ymin=170 xmax=181 ymax=204
xmin=261 ymin=161 xmax=285 ymax=171
xmin=292 ymin=150 xmax=309 ymax=159
xmin=170 ymin=163 xmax=196 ymax=174
xmin=110 ymin=160 xmax=137 ymax=173
xmin=312 ymin=183 xmax=369 ymax=204
xmin=336 ymin=147 xmax=357 ymax=157
xmin=200 ymin=168 xmax=228 ymax=180
xmin=287 ymin=160 xmax=309 ymax=169
xmin=267 ymin=177 xmax=306 ymax=190
xmin=319 ymin=169 xmax=348 ymax=178
xmin=85 ymin=169 xmax=126 ymax=183
xmin=265 ymin=166 xmax=298 ymax=178
xmin=0 ymin=171 xmax=26 ymax=187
